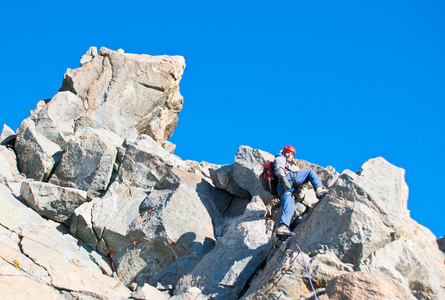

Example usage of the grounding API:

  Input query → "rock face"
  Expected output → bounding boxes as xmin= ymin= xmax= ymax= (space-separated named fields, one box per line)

xmin=15 ymin=118 xmax=63 ymax=182
xmin=323 ymin=271 xmax=415 ymax=300
xmin=14 ymin=46 xmax=185 ymax=182
xmin=1 ymin=48 xmax=444 ymax=300
xmin=0 ymin=145 xmax=19 ymax=185
xmin=0 ymin=184 xmax=131 ymax=299
xmin=241 ymin=156 xmax=445 ymax=300
xmin=20 ymin=180 xmax=88 ymax=225
xmin=174 ymin=196 xmax=273 ymax=299
xmin=49 ymin=127 xmax=123 ymax=197
xmin=60 ymin=46 xmax=185 ymax=142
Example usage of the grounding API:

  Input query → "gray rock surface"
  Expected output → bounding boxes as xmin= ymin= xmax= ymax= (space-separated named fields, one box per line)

xmin=118 ymin=134 xmax=187 ymax=190
xmin=31 ymin=91 xmax=86 ymax=149
xmin=20 ymin=180 xmax=88 ymax=225
xmin=232 ymin=146 xmax=275 ymax=202
xmin=15 ymin=118 xmax=63 ymax=181
xmin=0 ymin=145 xmax=19 ymax=184
xmin=49 ymin=127 xmax=123 ymax=197
xmin=60 ymin=47 xmax=185 ymax=142
xmin=208 ymin=163 xmax=250 ymax=199
xmin=241 ymin=241 xmax=355 ymax=300
xmin=0 ymin=183 xmax=131 ymax=299
xmin=174 ymin=196 xmax=273 ymax=299
xmin=71 ymin=170 xmax=230 ymax=287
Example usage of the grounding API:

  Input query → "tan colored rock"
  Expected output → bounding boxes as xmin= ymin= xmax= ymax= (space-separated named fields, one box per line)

xmin=80 ymin=46 xmax=98 ymax=66
xmin=361 ymin=218 xmax=445 ymax=300
xmin=132 ymin=283 xmax=169 ymax=300
xmin=0 ymin=261 xmax=64 ymax=300
xmin=29 ymin=99 xmax=48 ymax=117
xmin=0 ymin=183 xmax=131 ymax=299
xmin=0 ymin=232 xmax=52 ymax=285
xmin=325 ymin=272 xmax=414 ymax=300
xmin=0 ymin=144 xmax=25 ymax=197
xmin=0 ymin=145 xmax=19 ymax=184
xmin=0 ymin=124 xmax=15 ymax=145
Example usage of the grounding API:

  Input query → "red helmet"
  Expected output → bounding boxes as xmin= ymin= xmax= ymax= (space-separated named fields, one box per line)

xmin=282 ymin=145 xmax=295 ymax=155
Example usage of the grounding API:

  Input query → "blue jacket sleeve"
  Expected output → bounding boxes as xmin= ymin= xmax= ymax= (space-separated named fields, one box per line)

xmin=274 ymin=155 xmax=287 ymax=178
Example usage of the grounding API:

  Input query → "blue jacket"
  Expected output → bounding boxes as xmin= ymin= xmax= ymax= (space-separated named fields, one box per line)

xmin=273 ymin=153 xmax=294 ymax=196
xmin=273 ymin=154 xmax=290 ymax=178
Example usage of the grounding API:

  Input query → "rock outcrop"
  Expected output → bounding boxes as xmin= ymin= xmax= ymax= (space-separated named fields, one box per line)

xmin=0 ymin=184 xmax=131 ymax=299
xmin=174 ymin=196 xmax=273 ymax=299
xmin=1 ymin=48 xmax=444 ymax=300
xmin=240 ymin=156 xmax=444 ymax=300
xmin=60 ymin=47 xmax=185 ymax=143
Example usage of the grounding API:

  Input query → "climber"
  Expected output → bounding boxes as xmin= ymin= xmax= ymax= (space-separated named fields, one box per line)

xmin=275 ymin=145 xmax=329 ymax=237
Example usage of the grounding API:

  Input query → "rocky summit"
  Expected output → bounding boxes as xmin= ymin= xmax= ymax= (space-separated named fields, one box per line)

xmin=0 ymin=47 xmax=444 ymax=300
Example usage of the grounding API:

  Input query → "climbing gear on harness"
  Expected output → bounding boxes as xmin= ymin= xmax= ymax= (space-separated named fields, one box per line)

xmin=315 ymin=187 xmax=329 ymax=199
xmin=282 ymin=145 xmax=295 ymax=155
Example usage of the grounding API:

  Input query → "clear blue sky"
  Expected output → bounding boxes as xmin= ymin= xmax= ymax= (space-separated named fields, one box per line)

xmin=1 ymin=1 xmax=444 ymax=238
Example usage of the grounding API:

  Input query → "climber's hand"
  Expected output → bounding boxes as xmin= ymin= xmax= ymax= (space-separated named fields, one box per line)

xmin=281 ymin=177 xmax=292 ymax=190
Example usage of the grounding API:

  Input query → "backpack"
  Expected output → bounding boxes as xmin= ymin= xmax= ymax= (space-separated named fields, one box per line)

xmin=259 ymin=161 xmax=279 ymax=196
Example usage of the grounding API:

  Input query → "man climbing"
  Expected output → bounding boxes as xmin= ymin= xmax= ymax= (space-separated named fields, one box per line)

xmin=275 ymin=145 xmax=329 ymax=237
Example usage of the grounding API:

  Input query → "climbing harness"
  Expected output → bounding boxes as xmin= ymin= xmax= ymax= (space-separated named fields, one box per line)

xmin=286 ymin=224 xmax=319 ymax=300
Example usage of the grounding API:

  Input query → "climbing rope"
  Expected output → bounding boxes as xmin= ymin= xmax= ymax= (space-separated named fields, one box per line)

xmin=286 ymin=224 xmax=319 ymax=300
